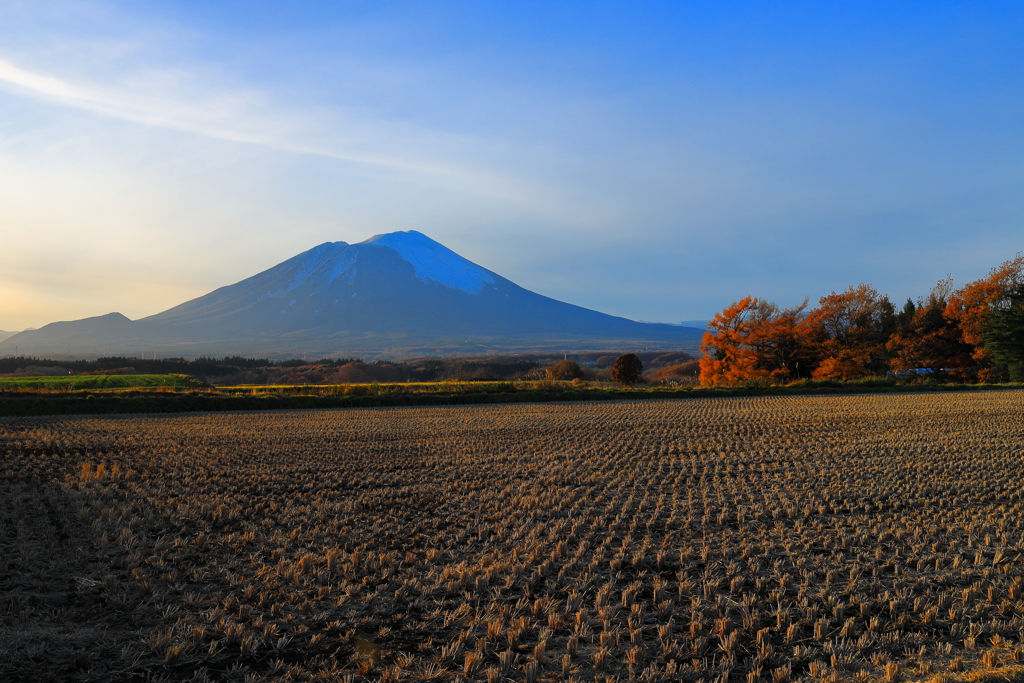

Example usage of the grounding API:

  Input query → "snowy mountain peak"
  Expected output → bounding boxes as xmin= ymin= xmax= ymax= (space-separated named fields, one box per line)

xmin=291 ymin=241 xmax=348 ymax=275
xmin=362 ymin=230 xmax=495 ymax=294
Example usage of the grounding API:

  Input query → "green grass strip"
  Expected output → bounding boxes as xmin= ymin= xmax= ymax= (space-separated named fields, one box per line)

xmin=0 ymin=374 xmax=203 ymax=390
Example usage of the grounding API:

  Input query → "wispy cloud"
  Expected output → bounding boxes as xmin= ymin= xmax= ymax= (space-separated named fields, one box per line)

xmin=0 ymin=55 xmax=547 ymax=204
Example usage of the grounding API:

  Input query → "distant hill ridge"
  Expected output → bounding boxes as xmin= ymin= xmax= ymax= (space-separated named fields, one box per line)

xmin=0 ymin=231 xmax=704 ymax=358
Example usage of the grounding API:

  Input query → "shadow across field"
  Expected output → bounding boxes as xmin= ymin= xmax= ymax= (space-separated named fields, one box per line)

xmin=0 ymin=379 xmax=1021 ymax=417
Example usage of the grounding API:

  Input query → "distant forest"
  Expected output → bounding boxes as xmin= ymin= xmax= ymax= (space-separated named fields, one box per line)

xmin=0 ymin=351 xmax=697 ymax=386
xmin=701 ymin=254 xmax=1024 ymax=385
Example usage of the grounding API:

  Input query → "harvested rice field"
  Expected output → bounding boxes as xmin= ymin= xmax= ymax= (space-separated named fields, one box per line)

xmin=3 ymin=391 xmax=1024 ymax=682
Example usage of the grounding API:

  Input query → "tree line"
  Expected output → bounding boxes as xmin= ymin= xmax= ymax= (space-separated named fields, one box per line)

xmin=0 ymin=355 xmax=362 ymax=377
xmin=700 ymin=254 xmax=1024 ymax=385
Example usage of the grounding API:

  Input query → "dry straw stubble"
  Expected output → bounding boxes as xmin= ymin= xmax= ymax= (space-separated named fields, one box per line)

xmin=2 ymin=391 xmax=1024 ymax=681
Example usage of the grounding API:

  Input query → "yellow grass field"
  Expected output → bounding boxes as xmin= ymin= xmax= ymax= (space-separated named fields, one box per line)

xmin=3 ymin=392 xmax=1024 ymax=682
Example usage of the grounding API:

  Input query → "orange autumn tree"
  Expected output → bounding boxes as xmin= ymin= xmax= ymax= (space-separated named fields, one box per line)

xmin=887 ymin=277 xmax=973 ymax=377
xmin=699 ymin=297 xmax=760 ymax=385
xmin=699 ymin=255 xmax=1024 ymax=385
xmin=944 ymin=254 xmax=1024 ymax=381
xmin=756 ymin=298 xmax=812 ymax=378
xmin=803 ymin=283 xmax=893 ymax=380
xmin=699 ymin=297 xmax=809 ymax=385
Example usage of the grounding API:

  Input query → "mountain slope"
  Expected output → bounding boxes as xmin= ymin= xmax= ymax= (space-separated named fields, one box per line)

xmin=1 ymin=231 xmax=704 ymax=357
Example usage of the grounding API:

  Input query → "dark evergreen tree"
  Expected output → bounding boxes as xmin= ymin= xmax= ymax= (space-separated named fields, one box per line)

xmin=983 ymin=283 xmax=1024 ymax=381
xmin=896 ymin=298 xmax=916 ymax=331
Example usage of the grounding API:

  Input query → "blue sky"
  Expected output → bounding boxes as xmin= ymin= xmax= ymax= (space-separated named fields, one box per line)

xmin=1 ymin=1 xmax=1021 ymax=331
